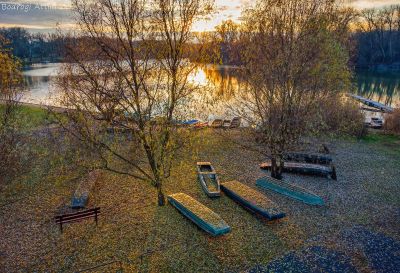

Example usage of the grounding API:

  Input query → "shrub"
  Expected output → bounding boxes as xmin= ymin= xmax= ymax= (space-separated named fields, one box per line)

xmin=0 ymin=36 xmax=24 ymax=184
xmin=384 ymin=108 xmax=400 ymax=135
xmin=313 ymin=95 xmax=366 ymax=138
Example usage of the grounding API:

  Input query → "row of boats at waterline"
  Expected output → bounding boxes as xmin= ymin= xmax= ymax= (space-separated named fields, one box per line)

xmin=180 ymin=117 xmax=241 ymax=129
xmin=168 ymin=161 xmax=326 ymax=236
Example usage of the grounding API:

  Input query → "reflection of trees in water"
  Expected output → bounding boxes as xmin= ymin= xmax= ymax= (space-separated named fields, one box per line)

xmin=202 ymin=66 xmax=245 ymax=99
xmin=356 ymin=72 xmax=400 ymax=106
xmin=24 ymin=76 xmax=50 ymax=87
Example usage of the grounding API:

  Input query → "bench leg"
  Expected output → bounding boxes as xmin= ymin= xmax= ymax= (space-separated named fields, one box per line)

xmin=60 ymin=222 xmax=63 ymax=233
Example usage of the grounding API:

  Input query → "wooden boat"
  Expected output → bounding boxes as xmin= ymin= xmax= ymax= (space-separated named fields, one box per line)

xmin=168 ymin=193 xmax=231 ymax=236
xmin=222 ymin=119 xmax=232 ymax=128
xmin=220 ymin=180 xmax=286 ymax=220
xmin=196 ymin=162 xmax=221 ymax=197
xmin=229 ymin=117 xmax=241 ymax=128
xmin=71 ymin=193 xmax=89 ymax=209
xmin=193 ymin=121 xmax=209 ymax=129
xmin=70 ymin=170 xmax=99 ymax=209
xmin=256 ymin=176 xmax=324 ymax=206
xmin=285 ymin=153 xmax=332 ymax=165
xmin=181 ymin=119 xmax=200 ymax=126
xmin=210 ymin=119 xmax=223 ymax=128
xmin=260 ymin=161 xmax=337 ymax=180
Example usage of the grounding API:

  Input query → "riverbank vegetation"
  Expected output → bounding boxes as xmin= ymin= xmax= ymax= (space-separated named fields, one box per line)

xmin=0 ymin=124 xmax=399 ymax=271
xmin=0 ymin=36 xmax=25 ymax=183
xmin=384 ymin=108 xmax=400 ymax=134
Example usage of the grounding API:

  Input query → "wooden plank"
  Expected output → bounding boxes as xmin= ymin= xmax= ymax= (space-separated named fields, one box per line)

xmin=55 ymin=207 xmax=100 ymax=219
xmin=260 ymin=161 xmax=336 ymax=179
xmin=56 ymin=214 xmax=98 ymax=224
xmin=55 ymin=211 xmax=100 ymax=223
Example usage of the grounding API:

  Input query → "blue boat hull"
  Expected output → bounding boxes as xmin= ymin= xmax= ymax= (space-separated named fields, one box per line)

xmin=71 ymin=193 xmax=89 ymax=209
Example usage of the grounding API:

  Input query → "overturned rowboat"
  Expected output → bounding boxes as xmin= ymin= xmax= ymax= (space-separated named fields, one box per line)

xmin=196 ymin=162 xmax=221 ymax=197
xmin=221 ymin=180 xmax=286 ymax=220
xmin=260 ymin=161 xmax=337 ymax=180
xmin=168 ymin=193 xmax=231 ymax=236
xmin=70 ymin=170 xmax=100 ymax=209
xmin=256 ymin=176 xmax=324 ymax=206
xmin=71 ymin=193 xmax=89 ymax=209
xmin=284 ymin=153 xmax=332 ymax=165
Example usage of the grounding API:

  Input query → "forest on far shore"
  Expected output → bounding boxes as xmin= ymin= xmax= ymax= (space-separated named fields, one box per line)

xmin=1 ymin=5 xmax=400 ymax=71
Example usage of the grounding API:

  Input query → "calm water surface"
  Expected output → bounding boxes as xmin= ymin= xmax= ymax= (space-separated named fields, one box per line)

xmin=23 ymin=63 xmax=400 ymax=110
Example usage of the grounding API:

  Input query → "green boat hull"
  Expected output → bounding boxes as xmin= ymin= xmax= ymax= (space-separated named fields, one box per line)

xmin=256 ymin=176 xmax=324 ymax=206
xmin=168 ymin=193 xmax=230 ymax=236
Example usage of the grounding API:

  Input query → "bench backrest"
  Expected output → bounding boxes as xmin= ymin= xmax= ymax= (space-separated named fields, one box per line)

xmin=55 ymin=207 xmax=100 ymax=224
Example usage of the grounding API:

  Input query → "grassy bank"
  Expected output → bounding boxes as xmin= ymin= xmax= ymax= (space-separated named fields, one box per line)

xmin=0 ymin=104 xmax=55 ymax=130
xmin=1 ymin=125 xmax=399 ymax=272
xmin=361 ymin=131 xmax=400 ymax=156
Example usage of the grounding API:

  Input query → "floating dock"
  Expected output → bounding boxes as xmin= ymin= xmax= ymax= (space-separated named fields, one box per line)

xmin=348 ymin=94 xmax=393 ymax=113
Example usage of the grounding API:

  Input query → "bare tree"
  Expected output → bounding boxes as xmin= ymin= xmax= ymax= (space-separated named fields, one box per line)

xmin=357 ymin=5 xmax=400 ymax=66
xmin=56 ymin=0 xmax=211 ymax=205
xmin=235 ymin=0 xmax=353 ymax=179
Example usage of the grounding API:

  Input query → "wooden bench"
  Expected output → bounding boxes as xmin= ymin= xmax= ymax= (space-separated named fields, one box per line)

xmin=55 ymin=207 xmax=100 ymax=233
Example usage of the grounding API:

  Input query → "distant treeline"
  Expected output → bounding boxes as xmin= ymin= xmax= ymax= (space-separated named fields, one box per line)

xmin=0 ymin=28 xmax=64 ymax=64
xmin=0 ymin=27 xmax=203 ymax=65
xmin=355 ymin=6 xmax=400 ymax=71
xmin=201 ymin=5 xmax=400 ymax=72
xmin=1 ymin=5 xmax=400 ymax=70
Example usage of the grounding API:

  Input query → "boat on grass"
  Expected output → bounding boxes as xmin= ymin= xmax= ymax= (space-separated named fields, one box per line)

xmin=181 ymin=119 xmax=200 ymax=126
xmin=229 ymin=117 xmax=241 ymax=128
xmin=285 ymin=153 xmax=332 ymax=165
xmin=222 ymin=119 xmax=232 ymax=128
xmin=210 ymin=119 xmax=223 ymax=128
xmin=196 ymin=162 xmax=221 ymax=197
xmin=71 ymin=193 xmax=89 ymax=209
xmin=70 ymin=170 xmax=100 ymax=209
xmin=260 ymin=161 xmax=337 ymax=180
xmin=168 ymin=193 xmax=231 ymax=236
xmin=220 ymin=180 xmax=286 ymax=220
xmin=256 ymin=176 xmax=324 ymax=206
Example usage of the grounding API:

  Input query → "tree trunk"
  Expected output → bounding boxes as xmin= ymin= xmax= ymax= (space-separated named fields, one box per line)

xmin=157 ymin=184 xmax=165 ymax=206
xmin=270 ymin=157 xmax=283 ymax=180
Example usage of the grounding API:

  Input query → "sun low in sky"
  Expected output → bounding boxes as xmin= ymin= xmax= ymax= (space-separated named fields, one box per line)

xmin=0 ymin=0 xmax=399 ymax=32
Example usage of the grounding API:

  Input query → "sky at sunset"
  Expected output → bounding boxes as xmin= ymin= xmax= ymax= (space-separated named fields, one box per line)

xmin=0 ymin=0 xmax=399 ymax=32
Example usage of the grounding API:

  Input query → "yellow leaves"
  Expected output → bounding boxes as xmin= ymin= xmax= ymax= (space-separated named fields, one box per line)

xmin=0 ymin=50 xmax=23 ymax=92
xmin=3 ymin=129 xmax=303 ymax=272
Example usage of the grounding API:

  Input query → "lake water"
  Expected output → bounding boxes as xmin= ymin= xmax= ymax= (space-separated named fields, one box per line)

xmin=22 ymin=63 xmax=60 ymax=105
xmin=22 ymin=63 xmax=400 ymax=111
